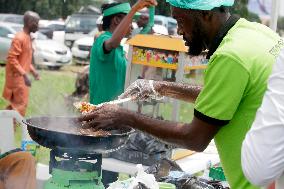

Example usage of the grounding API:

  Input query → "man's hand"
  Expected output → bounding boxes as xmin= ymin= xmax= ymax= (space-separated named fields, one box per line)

xmin=32 ymin=72 xmax=40 ymax=81
xmin=132 ymin=0 xmax=157 ymax=12
xmin=78 ymin=104 xmax=131 ymax=129
xmin=119 ymin=79 xmax=162 ymax=101
xmin=23 ymin=74 xmax=31 ymax=87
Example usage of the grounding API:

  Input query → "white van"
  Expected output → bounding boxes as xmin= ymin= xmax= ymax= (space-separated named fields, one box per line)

xmin=154 ymin=15 xmax=177 ymax=34
xmin=64 ymin=13 xmax=99 ymax=47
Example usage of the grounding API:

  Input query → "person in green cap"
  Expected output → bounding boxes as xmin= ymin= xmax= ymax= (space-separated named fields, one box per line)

xmin=89 ymin=0 xmax=157 ymax=105
xmin=81 ymin=0 xmax=283 ymax=188
xmin=88 ymin=0 xmax=156 ymax=185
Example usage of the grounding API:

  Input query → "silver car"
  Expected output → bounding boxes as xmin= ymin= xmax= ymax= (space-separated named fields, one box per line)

xmin=0 ymin=14 xmax=23 ymax=24
xmin=0 ymin=22 xmax=72 ymax=69
xmin=0 ymin=22 xmax=22 ymax=64
xmin=71 ymin=28 xmax=98 ymax=65
xmin=32 ymin=32 xmax=72 ymax=70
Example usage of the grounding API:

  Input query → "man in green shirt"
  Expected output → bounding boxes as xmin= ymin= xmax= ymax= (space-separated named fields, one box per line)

xmin=89 ymin=0 xmax=157 ymax=186
xmin=81 ymin=0 xmax=283 ymax=188
xmin=89 ymin=0 xmax=157 ymax=105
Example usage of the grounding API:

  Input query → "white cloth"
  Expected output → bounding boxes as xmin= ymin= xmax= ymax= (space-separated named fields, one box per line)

xmin=241 ymin=48 xmax=284 ymax=186
xmin=96 ymin=16 xmax=103 ymax=25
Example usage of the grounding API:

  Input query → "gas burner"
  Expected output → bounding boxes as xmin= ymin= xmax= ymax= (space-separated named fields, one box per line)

xmin=49 ymin=148 xmax=102 ymax=173
xmin=45 ymin=148 xmax=104 ymax=189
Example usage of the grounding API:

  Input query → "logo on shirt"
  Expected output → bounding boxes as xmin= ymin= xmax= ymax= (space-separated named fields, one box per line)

xmin=269 ymin=38 xmax=284 ymax=57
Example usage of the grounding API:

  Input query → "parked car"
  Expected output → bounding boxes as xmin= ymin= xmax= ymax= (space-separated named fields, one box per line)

xmin=154 ymin=15 xmax=168 ymax=27
xmin=152 ymin=24 xmax=168 ymax=35
xmin=39 ymin=20 xmax=65 ymax=43
xmin=39 ymin=20 xmax=65 ymax=31
xmin=154 ymin=15 xmax=177 ymax=34
xmin=167 ymin=17 xmax=177 ymax=29
xmin=32 ymin=32 xmax=72 ymax=70
xmin=71 ymin=28 xmax=98 ymax=65
xmin=64 ymin=13 xmax=99 ymax=47
xmin=0 ymin=14 xmax=23 ymax=24
xmin=0 ymin=22 xmax=22 ymax=63
xmin=0 ymin=22 xmax=72 ymax=69
xmin=167 ymin=17 xmax=178 ymax=35
xmin=38 ymin=27 xmax=54 ymax=39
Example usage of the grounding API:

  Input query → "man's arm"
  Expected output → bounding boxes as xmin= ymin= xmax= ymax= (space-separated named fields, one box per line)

xmin=81 ymin=106 xmax=220 ymax=152
xmin=119 ymin=79 xmax=202 ymax=103
xmin=7 ymin=38 xmax=26 ymax=75
xmin=130 ymin=111 xmax=220 ymax=152
xmin=81 ymin=55 xmax=246 ymax=152
xmin=30 ymin=63 xmax=35 ymax=74
xmin=29 ymin=64 xmax=40 ymax=80
xmin=242 ymin=50 xmax=284 ymax=186
xmin=155 ymin=81 xmax=202 ymax=102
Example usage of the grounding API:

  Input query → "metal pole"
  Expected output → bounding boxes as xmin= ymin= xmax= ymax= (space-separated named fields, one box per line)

xmin=270 ymin=0 xmax=280 ymax=31
xmin=172 ymin=52 xmax=186 ymax=122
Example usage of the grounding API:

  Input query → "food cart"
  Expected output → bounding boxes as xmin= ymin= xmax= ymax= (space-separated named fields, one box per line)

xmin=124 ymin=34 xmax=207 ymax=122
xmin=120 ymin=34 xmax=210 ymax=166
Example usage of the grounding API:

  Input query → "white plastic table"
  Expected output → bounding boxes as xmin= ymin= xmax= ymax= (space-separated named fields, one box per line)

xmin=102 ymin=152 xmax=220 ymax=175
xmin=0 ymin=110 xmax=30 ymax=153
xmin=36 ymin=152 xmax=219 ymax=189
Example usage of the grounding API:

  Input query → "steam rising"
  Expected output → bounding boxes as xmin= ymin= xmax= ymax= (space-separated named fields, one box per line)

xmin=28 ymin=76 xmax=78 ymax=117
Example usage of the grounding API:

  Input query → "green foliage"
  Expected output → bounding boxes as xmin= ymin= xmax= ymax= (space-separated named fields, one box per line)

xmin=130 ymin=0 xmax=257 ymax=19
xmin=0 ymin=66 xmax=76 ymax=117
xmin=128 ymin=0 xmax=171 ymax=16
xmin=0 ymin=0 xmax=259 ymax=21
xmin=231 ymin=0 xmax=249 ymax=17
xmin=0 ymin=67 xmax=7 ymax=109
xmin=0 ymin=0 xmax=96 ymax=19
xmin=155 ymin=0 xmax=171 ymax=16
xmin=278 ymin=17 xmax=284 ymax=30
xmin=231 ymin=0 xmax=260 ymax=22
xmin=0 ymin=66 xmax=76 ymax=164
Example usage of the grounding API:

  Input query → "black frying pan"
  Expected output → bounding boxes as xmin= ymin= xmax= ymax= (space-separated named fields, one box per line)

xmin=23 ymin=116 xmax=133 ymax=153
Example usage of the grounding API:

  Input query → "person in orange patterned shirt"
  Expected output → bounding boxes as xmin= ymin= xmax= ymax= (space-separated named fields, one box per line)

xmin=2 ymin=11 xmax=40 ymax=116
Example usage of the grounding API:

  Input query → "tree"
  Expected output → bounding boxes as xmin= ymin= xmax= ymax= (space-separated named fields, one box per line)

xmin=127 ymin=0 xmax=257 ymax=19
xmin=231 ymin=0 xmax=260 ymax=22
xmin=127 ymin=0 xmax=171 ymax=16
xmin=0 ymin=0 xmax=259 ymax=21
xmin=0 ymin=0 xmax=96 ymax=19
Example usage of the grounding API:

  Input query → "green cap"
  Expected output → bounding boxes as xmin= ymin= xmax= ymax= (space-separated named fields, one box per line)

xmin=103 ymin=3 xmax=139 ymax=17
xmin=166 ymin=0 xmax=234 ymax=10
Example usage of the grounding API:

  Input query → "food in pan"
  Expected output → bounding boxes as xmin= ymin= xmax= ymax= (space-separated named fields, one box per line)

xmin=74 ymin=102 xmax=111 ymax=136
xmin=79 ymin=128 xmax=111 ymax=137
xmin=74 ymin=98 xmax=133 ymax=114
xmin=74 ymin=101 xmax=96 ymax=114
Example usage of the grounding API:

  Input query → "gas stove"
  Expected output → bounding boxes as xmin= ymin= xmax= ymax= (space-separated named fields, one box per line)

xmin=45 ymin=148 xmax=104 ymax=189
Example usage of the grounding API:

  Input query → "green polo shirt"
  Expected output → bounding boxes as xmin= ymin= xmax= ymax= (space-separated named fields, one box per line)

xmin=89 ymin=31 xmax=127 ymax=105
xmin=195 ymin=18 xmax=283 ymax=188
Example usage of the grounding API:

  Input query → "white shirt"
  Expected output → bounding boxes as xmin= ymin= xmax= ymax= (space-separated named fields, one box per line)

xmin=241 ymin=48 xmax=284 ymax=186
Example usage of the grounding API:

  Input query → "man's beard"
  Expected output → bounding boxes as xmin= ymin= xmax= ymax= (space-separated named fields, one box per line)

xmin=187 ymin=19 xmax=206 ymax=56
xmin=187 ymin=37 xmax=204 ymax=56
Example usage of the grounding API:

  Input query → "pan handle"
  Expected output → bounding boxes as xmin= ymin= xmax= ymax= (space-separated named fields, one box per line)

xmin=0 ymin=110 xmax=26 ymax=127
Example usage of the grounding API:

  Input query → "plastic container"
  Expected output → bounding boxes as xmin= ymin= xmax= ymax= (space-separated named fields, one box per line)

xmin=158 ymin=182 xmax=176 ymax=189
xmin=209 ymin=166 xmax=226 ymax=181
xmin=21 ymin=140 xmax=39 ymax=157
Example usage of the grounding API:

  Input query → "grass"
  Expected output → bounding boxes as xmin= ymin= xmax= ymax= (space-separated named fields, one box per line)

xmin=0 ymin=65 xmax=79 ymax=164
xmin=0 ymin=65 xmax=203 ymax=165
